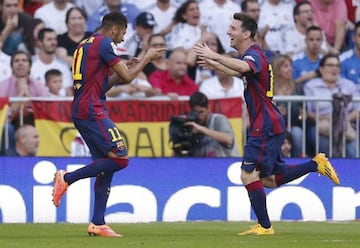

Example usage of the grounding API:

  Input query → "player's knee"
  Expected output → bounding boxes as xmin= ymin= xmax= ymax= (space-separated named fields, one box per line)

xmin=111 ymin=157 xmax=129 ymax=169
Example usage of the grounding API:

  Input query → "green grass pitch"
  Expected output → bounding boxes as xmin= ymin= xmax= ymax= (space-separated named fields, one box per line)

xmin=0 ymin=221 xmax=359 ymax=248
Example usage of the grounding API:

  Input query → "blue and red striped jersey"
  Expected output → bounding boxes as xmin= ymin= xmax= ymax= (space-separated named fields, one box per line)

xmin=72 ymin=33 xmax=121 ymax=120
xmin=240 ymin=44 xmax=285 ymax=136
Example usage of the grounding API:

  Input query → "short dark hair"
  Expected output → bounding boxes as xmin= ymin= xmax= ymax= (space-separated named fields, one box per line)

xmin=45 ymin=69 xmax=62 ymax=82
xmin=293 ymin=0 xmax=311 ymax=18
xmin=241 ymin=0 xmax=258 ymax=12
xmin=319 ymin=53 xmax=339 ymax=67
xmin=189 ymin=92 xmax=208 ymax=108
xmin=37 ymin=27 xmax=56 ymax=41
xmin=306 ymin=25 xmax=322 ymax=35
xmin=11 ymin=50 xmax=32 ymax=67
xmin=233 ymin=12 xmax=258 ymax=39
xmin=101 ymin=12 xmax=128 ymax=30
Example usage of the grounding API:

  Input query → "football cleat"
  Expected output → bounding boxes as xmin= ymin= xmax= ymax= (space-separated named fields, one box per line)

xmin=87 ymin=223 xmax=123 ymax=237
xmin=313 ymin=153 xmax=340 ymax=185
xmin=238 ymin=224 xmax=275 ymax=235
xmin=52 ymin=170 xmax=68 ymax=207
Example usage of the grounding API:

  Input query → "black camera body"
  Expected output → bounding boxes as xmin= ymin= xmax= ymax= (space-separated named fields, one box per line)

xmin=169 ymin=111 xmax=200 ymax=156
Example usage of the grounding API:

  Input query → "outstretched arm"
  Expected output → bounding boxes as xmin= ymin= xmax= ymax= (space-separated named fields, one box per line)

xmin=193 ymin=43 xmax=251 ymax=74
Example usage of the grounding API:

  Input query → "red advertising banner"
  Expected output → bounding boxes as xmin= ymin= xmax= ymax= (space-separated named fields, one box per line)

xmin=32 ymin=98 xmax=243 ymax=157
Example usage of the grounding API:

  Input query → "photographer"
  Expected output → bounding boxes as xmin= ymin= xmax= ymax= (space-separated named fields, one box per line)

xmin=171 ymin=92 xmax=240 ymax=157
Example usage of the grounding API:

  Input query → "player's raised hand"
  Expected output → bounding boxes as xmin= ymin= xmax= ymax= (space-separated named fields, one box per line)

xmin=193 ymin=43 xmax=219 ymax=60
xmin=145 ymin=47 xmax=167 ymax=61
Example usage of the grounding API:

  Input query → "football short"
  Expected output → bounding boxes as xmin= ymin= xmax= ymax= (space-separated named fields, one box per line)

xmin=73 ymin=118 xmax=128 ymax=159
xmin=242 ymin=132 xmax=286 ymax=178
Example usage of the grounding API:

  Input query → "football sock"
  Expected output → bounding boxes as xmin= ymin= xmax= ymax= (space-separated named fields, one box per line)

xmin=64 ymin=158 xmax=124 ymax=185
xmin=275 ymin=161 xmax=317 ymax=186
xmin=91 ymin=173 xmax=113 ymax=225
xmin=246 ymin=180 xmax=271 ymax=228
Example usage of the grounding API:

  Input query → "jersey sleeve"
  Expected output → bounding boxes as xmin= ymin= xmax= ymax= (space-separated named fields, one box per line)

xmin=241 ymin=50 xmax=262 ymax=74
xmin=99 ymin=37 xmax=122 ymax=67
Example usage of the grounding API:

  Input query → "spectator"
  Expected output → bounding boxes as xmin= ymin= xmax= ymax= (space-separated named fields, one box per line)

xmin=0 ymin=50 xmax=48 ymax=154
xmin=17 ymin=18 xmax=45 ymax=56
xmin=292 ymin=25 xmax=324 ymax=91
xmin=167 ymin=0 xmax=205 ymax=51
xmin=30 ymin=28 xmax=73 ymax=96
xmin=272 ymin=54 xmax=303 ymax=157
xmin=122 ymin=12 xmax=157 ymax=57
xmin=182 ymin=91 xmax=240 ymax=157
xmin=281 ymin=131 xmax=293 ymax=158
xmin=241 ymin=0 xmax=260 ymax=23
xmin=0 ymin=44 xmax=11 ymax=82
xmin=309 ymin=0 xmax=347 ymax=54
xmin=86 ymin=0 xmax=140 ymax=32
xmin=73 ymin=0 xmax=102 ymax=17
xmin=280 ymin=1 xmax=328 ymax=56
xmin=45 ymin=68 xmax=63 ymax=97
xmin=304 ymin=53 xmax=359 ymax=157
xmin=199 ymin=0 xmax=241 ymax=53
xmin=21 ymin=0 xmax=44 ymax=17
xmin=148 ymin=47 xmax=199 ymax=99
xmin=340 ymin=21 xmax=360 ymax=92
xmin=142 ymin=33 xmax=168 ymax=79
xmin=4 ymin=124 xmax=39 ymax=156
xmin=257 ymin=0 xmax=294 ymax=54
xmin=56 ymin=6 xmax=92 ymax=67
xmin=34 ymin=0 xmax=74 ymax=35
xmin=145 ymin=0 xmax=177 ymax=35
xmin=0 ymin=0 xmax=33 ymax=55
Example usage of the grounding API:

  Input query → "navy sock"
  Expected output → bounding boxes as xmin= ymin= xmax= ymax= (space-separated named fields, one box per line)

xmin=246 ymin=180 xmax=271 ymax=228
xmin=91 ymin=173 xmax=114 ymax=225
xmin=64 ymin=158 xmax=123 ymax=185
xmin=275 ymin=161 xmax=317 ymax=186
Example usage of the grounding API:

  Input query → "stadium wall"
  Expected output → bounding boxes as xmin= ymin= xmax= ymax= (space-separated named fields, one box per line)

xmin=0 ymin=157 xmax=359 ymax=223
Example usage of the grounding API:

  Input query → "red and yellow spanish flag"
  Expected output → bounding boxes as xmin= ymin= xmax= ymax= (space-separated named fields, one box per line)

xmin=32 ymin=98 xmax=243 ymax=157
xmin=0 ymin=98 xmax=9 ymax=140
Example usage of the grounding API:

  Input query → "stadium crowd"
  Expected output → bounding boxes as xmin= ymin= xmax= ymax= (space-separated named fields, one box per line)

xmin=0 ymin=0 xmax=359 ymax=158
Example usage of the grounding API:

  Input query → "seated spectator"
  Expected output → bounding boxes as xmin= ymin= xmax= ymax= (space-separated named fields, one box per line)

xmin=167 ymin=0 xmax=205 ymax=51
xmin=0 ymin=0 xmax=33 ymax=55
xmin=122 ymin=12 xmax=157 ymax=57
xmin=4 ymin=124 xmax=39 ymax=156
xmin=33 ymin=0 xmax=74 ymax=35
xmin=199 ymin=65 xmax=244 ymax=99
xmin=304 ymin=54 xmax=359 ymax=157
xmin=179 ymin=91 xmax=240 ymax=157
xmin=142 ymin=33 xmax=168 ymax=79
xmin=309 ymin=0 xmax=347 ymax=54
xmin=340 ymin=21 xmax=360 ymax=92
xmin=17 ymin=18 xmax=45 ymax=56
xmin=145 ymin=0 xmax=177 ymax=35
xmin=30 ymin=28 xmax=73 ymax=96
xmin=148 ymin=47 xmax=199 ymax=99
xmin=272 ymin=54 xmax=303 ymax=157
xmin=257 ymin=0 xmax=294 ymax=54
xmin=86 ymin=0 xmax=140 ymax=32
xmin=280 ymin=1 xmax=328 ymax=56
xmin=292 ymin=25 xmax=324 ymax=92
xmin=281 ymin=131 xmax=293 ymax=158
xmin=45 ymin=69 xmax=63 ymax=97
xmin=56 ymin=6 xmax=92 ymax=67
xmin=0 ymin=51 xmax=48 ymax=154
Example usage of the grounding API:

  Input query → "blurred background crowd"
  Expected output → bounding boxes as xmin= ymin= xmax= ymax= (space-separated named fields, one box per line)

xmin=0 ymin=0 xmax=359 ymax=158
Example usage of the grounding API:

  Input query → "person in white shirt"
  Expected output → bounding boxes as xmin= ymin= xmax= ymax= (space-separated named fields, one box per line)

xmin=280 ymin=1 xmax=328 ymax=55
xmin=145 ymin=0 xmax=177 ymax=35
xmin=200 ymin=67 xmax=244 ymax=99
xmin=30 ymin=28 xmax=73 ymax=96
xmin=258 ymin=0 xmax=294 ymax=53
xmin=199 ymin=0 xmax=241 ymax=53
xmin=34 ymin=0 xmax=74 ymax=35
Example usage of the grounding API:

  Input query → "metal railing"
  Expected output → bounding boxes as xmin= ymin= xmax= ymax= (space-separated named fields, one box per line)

xmin=2 ymin=96 xmax=360 ymax=158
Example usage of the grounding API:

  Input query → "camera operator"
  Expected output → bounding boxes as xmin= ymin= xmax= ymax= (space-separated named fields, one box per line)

xmin=184 ymin=92 xmax=240 ymax=157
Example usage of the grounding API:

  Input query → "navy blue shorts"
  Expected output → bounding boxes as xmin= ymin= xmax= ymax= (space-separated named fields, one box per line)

xmin=73 ymin=118 xmax=128 ymax=159
xmin=242 ymin=133 xmax=286 ymax=178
